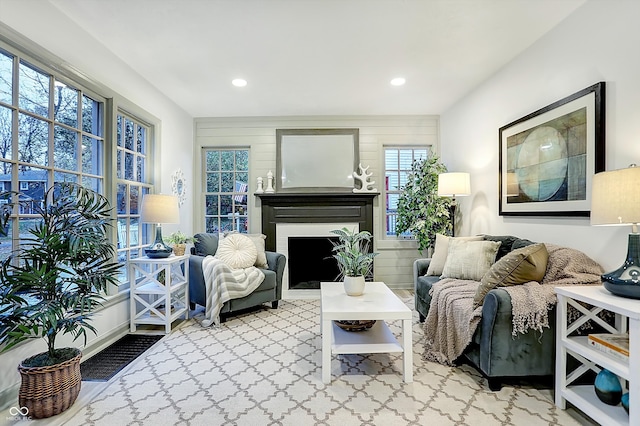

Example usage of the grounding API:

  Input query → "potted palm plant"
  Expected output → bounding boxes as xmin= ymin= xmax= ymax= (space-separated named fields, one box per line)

xmin=330 ymin=227 xmax=378 ymax=296
xmin=163 ymin=231 xmax=196 ymax=256
xmin=0 ymin=182 xmax=120 ymax=419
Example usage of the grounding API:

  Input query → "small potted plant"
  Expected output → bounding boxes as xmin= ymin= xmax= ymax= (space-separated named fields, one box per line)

xmin=330 ymin=227 xmax=378 ymax=296
xmin=0 ymin=182 xmax=120 ymax=419
xmin=164 ymin=231 xmax=196 ymax=256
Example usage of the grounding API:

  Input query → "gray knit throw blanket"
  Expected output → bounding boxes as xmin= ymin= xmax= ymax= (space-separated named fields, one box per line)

xmin=424 ymin=244 xmax=603 ymax=365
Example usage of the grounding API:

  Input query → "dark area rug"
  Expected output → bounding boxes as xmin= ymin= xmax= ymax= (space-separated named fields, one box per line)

xmin=80 ymin=334 xmax=164 ymax=382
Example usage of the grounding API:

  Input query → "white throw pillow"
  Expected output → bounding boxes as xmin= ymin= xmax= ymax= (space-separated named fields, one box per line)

xmin=221 ymin=231 xmax=268 ymax=268
xmin=426 ymin=234 xmax=484 ymax=276
xmin=441 ymin=239 xmax=501 ymax=281
xmin=215 ymin=233 xmax=258 ymax=269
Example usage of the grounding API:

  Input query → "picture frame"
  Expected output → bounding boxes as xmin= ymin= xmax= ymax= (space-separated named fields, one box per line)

xmin=276 ymin=128 xmax=359 ymax=193
xmin=499 ymin=82 xmax=605 ymax=216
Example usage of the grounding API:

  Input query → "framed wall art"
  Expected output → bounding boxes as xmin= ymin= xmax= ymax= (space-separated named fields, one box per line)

xmin=499 ymin=82 xmax=605 ymax=216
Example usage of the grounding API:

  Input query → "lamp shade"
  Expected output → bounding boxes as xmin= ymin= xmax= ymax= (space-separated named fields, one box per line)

xmin=438 ymin=172 xmax=471 ymax=197
xmin=140 ymin=194 xmax=179 ymax=224
xmin=591 ymin=166 xmax=640 ymax=227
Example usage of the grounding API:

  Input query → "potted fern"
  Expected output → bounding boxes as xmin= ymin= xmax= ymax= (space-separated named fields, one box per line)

xmin=0 ymin=182 xmax=120 ymax=419
xmin=330 ymin=227 xmax=378 ymax=296
xmin=164 ymin=231 xmax=196 ymax=256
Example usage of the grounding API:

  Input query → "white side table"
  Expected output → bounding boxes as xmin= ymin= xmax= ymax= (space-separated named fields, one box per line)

xmin=555 ymin=285 xmax=640 ymax=425
xmin=129 ymin=254 xmax=189 ymax=333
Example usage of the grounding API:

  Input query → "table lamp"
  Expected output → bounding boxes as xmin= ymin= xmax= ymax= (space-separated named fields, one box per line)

xmin=437 ymin=172 xmax=471 ymax=237
xmin=141 ymin=194 xmax=179 ymax=258
xmin=591 ymin=164 xmax=640 ymax=298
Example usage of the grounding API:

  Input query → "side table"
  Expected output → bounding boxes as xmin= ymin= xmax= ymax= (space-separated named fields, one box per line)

xmin=129 ymin=254 xmax=189 ymax=333
xmin=555 ymin=285 xmax=639 ymax=425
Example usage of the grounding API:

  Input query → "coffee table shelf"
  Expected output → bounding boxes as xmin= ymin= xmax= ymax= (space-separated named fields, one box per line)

xmin=320 ymin=281 xmax=412 ymax=384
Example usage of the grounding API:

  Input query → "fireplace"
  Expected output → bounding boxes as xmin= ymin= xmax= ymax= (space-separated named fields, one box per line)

xmin=258 ymin=193 xmax=376 ymax=299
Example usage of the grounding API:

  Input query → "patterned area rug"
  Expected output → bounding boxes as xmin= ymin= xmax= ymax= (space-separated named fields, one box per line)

xmin=64 ymin=298 xmax=586 ymax=426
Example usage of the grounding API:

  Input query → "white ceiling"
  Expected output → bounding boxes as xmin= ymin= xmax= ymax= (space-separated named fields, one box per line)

xmin=49 ymin=0 xmax=586 ymax=118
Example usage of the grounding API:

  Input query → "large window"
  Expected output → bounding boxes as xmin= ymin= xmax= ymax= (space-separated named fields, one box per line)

xmin=116 ymin=112 xmax=152 ymax=281
xmin=0 ymin=48 xmax=105 ymax=260
xmin=384 ymin=146 xmax=430 ymax=237
xmin=203 ymin=149 xmax=249 ymax=233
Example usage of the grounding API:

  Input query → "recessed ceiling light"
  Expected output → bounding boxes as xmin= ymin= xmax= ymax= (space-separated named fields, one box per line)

xmin=390 ymin=77 xmax=406 ymax=86
xmin=232 ymin=78 xmax=247 ymax=87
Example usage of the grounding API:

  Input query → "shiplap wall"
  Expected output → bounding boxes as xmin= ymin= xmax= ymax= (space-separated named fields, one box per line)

xmin=193 ymin=115 xmax=439 ymax=290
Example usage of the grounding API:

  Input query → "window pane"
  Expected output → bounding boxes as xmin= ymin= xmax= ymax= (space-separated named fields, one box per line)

xmin=399 ymin=170 xmax=410 ymax=188
xmin=125 ymin=152 xmax=134 ymax=180
xmin=388 ymin=193 xmax=399 ymax=209
xmin=206 ymin=150 xmax=219 ymax=171
xmin=221 ymin=172 xmax=234 ymax=192
xmin=221 ymin=151 xmax=234 ymax=171
xmin=116 ymin=150 xmax=122 ymax=179
xmin=0 ymin=52 xmax=12 ymax=105
xmin=385 ymin=149 xmax=398 ymax=168
xmin=0 ymin=220 xmax=12 ymax=262
xmin=82 ymin=136 xmax=102 ymax=176
xmin=124 ymin=118 xmax=134 ymax=150
xmin=137 ymin=126 xmax=145 ymax=153
xmin=18 ymin=113 xmax=48 ymax=166
xmin=235 ymin=150 xmax=248 ymax=170
xmin=54 ymin=172 xmax=77 ymax=184
xmin=237 ymin=172 xmax=248 ymax=186
xmin=386 ymin=172 xmax=399 ymax=191
xmin=136 ymin=156 xmax=144 ymax=182
xmin=117 ymin=183 xmax=126 ymax=214
xmin=130 ymin=217 xmax=139 ymax=246
xmin=81 ymin=176 xmax=101 ymax=193
xmin=117 ymin=218 xmax=126 ymax=249
xmin=130 ymin=185 xmax=139 ymax=215
xmin=0 ymin=105 xmax=12 ymax=161
xmin=82 ymin=95 xmax=100 ymax=135
xmin=399 ymin=150 xmax=414 ymax=169
xmin=206 ymin=195 xmax=218 ymax=215
xmin=116 ymin=115 xmax=123 ymax=147
xmin=53 ymin=82 xmax=78 ymax=127
xmin=220 ymin=195 xmax=232 ymax=215
xmin=206 ymin=217 xmax=218 ymax=234
xmin=220 ymin=217 xmax=233 ymax=232
xmin=18 ymin=167 xmax=48 ymax=203
xmin=19 ymin=62 xmax=49 ymax=117
xmin=54 ymin=125 xmax=77 ymax=171
xmin=206 ymin=172 xmax=219 ymax=192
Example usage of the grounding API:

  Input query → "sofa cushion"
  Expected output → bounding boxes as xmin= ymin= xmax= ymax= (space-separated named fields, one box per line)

xmin=426 ymin=234 xmax=483 ymax=276
xmin=215 ymin=233 xmax=258 ymax=269
xmin=482 ymin=235 xmax=519 ymax=260
xmin=473 ymin=243 xmax=549 ymax=308
xmin=511 ymin=238 xmax=535 ymax=251
xmin=441 ymin=239 xmax=501 ymax=281
xmin=193 ymin=233 xmax=219 ymax=256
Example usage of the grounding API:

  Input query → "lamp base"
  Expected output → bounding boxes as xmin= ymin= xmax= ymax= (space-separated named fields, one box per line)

xmin=144 ymin=226 xmax=173 ymax=259
xmin=602 ymin=233 xmax=640 ymax=299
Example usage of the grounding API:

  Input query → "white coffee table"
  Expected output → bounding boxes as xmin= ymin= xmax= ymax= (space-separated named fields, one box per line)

xmin=320 ymin=281 xmax=413 ymax=384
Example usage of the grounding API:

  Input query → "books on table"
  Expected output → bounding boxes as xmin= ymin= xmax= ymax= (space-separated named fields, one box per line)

xmin=587 ymin=333 xmax=629 ymax=361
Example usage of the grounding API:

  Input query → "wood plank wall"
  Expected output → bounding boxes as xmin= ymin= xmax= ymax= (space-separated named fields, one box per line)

xmin=193 ymin=115 xmax=439 ymax=290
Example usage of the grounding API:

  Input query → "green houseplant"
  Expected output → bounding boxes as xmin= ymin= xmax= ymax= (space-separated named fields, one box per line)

xmin=330 ymin=227 xmax=378 ymax=296
xmin=0 ymin=182 xmax=120 ymax=419
xmin=164 ymin=231 xmax=197 ymax=256
xmin=395 ymin=156 xmax=452 ymax=253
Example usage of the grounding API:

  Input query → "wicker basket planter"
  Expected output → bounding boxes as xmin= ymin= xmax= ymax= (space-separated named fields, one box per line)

xmin=173 ymin=243 xmax=186 ymax=256
xmin=18 ymin=348 xmax=82 ymax=419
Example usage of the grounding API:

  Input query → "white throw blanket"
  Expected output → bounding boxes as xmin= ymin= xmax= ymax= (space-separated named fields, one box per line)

xmin=423 ymin=278 xmax=483 ymax=365
xmin=200 ymin=256 xmax=265 ymax=327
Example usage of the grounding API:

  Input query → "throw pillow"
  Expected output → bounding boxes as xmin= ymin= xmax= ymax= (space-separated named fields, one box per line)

xmin=214 ymin=233 xmax=258 ymax=269
xmin=193 ymin=233 xmax=219 ymax=256
xmin=426 ymin=234 xmax=483 ymax=276
xmin=481 ymin=235 xmax=519 ymax=261
xmin=441 ymin=239 xmax=501 ymax=281
xmin=221 ymin=231 xmax=268 ymax=268
xmin=473 ymin=243 xmax=549 ymax=308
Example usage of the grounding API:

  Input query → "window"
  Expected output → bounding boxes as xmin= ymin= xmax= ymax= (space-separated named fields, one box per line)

xmin=0 ymin=48 xmax=105 ymax=261
xmin=116 ymin=112 xmax=152 ymax=282
xmin=384 ymin=147 xmax=430 ymax=237
xmin=203 ymin=149 xmax=249 ymax=233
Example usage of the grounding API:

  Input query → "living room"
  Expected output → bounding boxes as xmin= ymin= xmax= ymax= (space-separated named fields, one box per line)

xmin=0 ymin=0 xmax=639 ymax=424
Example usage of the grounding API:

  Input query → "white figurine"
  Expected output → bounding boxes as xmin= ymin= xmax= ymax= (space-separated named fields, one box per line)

xmin=265 ymin=170 xmax=275 ymax=193
xmin=255 ymin=176 xmax=264 ymax=194
xmin=352 ymin=163 xmax=377 ymax=193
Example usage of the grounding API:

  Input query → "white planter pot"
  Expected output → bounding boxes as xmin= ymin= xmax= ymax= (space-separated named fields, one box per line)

xmin=343 ymin=275 xmax=365 ymax=296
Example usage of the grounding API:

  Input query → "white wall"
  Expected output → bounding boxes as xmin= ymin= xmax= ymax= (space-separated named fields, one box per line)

xmin=194 ymin=115 xmax=439 ymax=289
xmin=440 ymin=0 xmax=640 ymax=272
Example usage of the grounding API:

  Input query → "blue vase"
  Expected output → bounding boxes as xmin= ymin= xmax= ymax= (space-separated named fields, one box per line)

xmin=621 ymin=392 xmax=629 ymax=414
xmin=594 ymin=369 xmax=623 ymax=406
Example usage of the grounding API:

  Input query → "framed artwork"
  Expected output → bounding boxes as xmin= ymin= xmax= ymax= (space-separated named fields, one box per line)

xmin=499 ymin=82 xmax=605 ymax=216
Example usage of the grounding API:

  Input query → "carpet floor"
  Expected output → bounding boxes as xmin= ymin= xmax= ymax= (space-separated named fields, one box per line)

xmin=61 ymin=297 xmax=587 ymax=426
xmin=80 ymin=334 xmax=164 ymax=381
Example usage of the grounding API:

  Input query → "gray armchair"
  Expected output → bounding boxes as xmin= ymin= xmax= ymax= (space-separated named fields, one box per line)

xmin=189 ymin=233 xmax=286 ymax=321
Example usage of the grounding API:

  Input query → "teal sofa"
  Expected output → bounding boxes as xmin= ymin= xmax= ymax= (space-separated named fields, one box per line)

xmin=413 ymin=235 xmax=556 ymax=391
